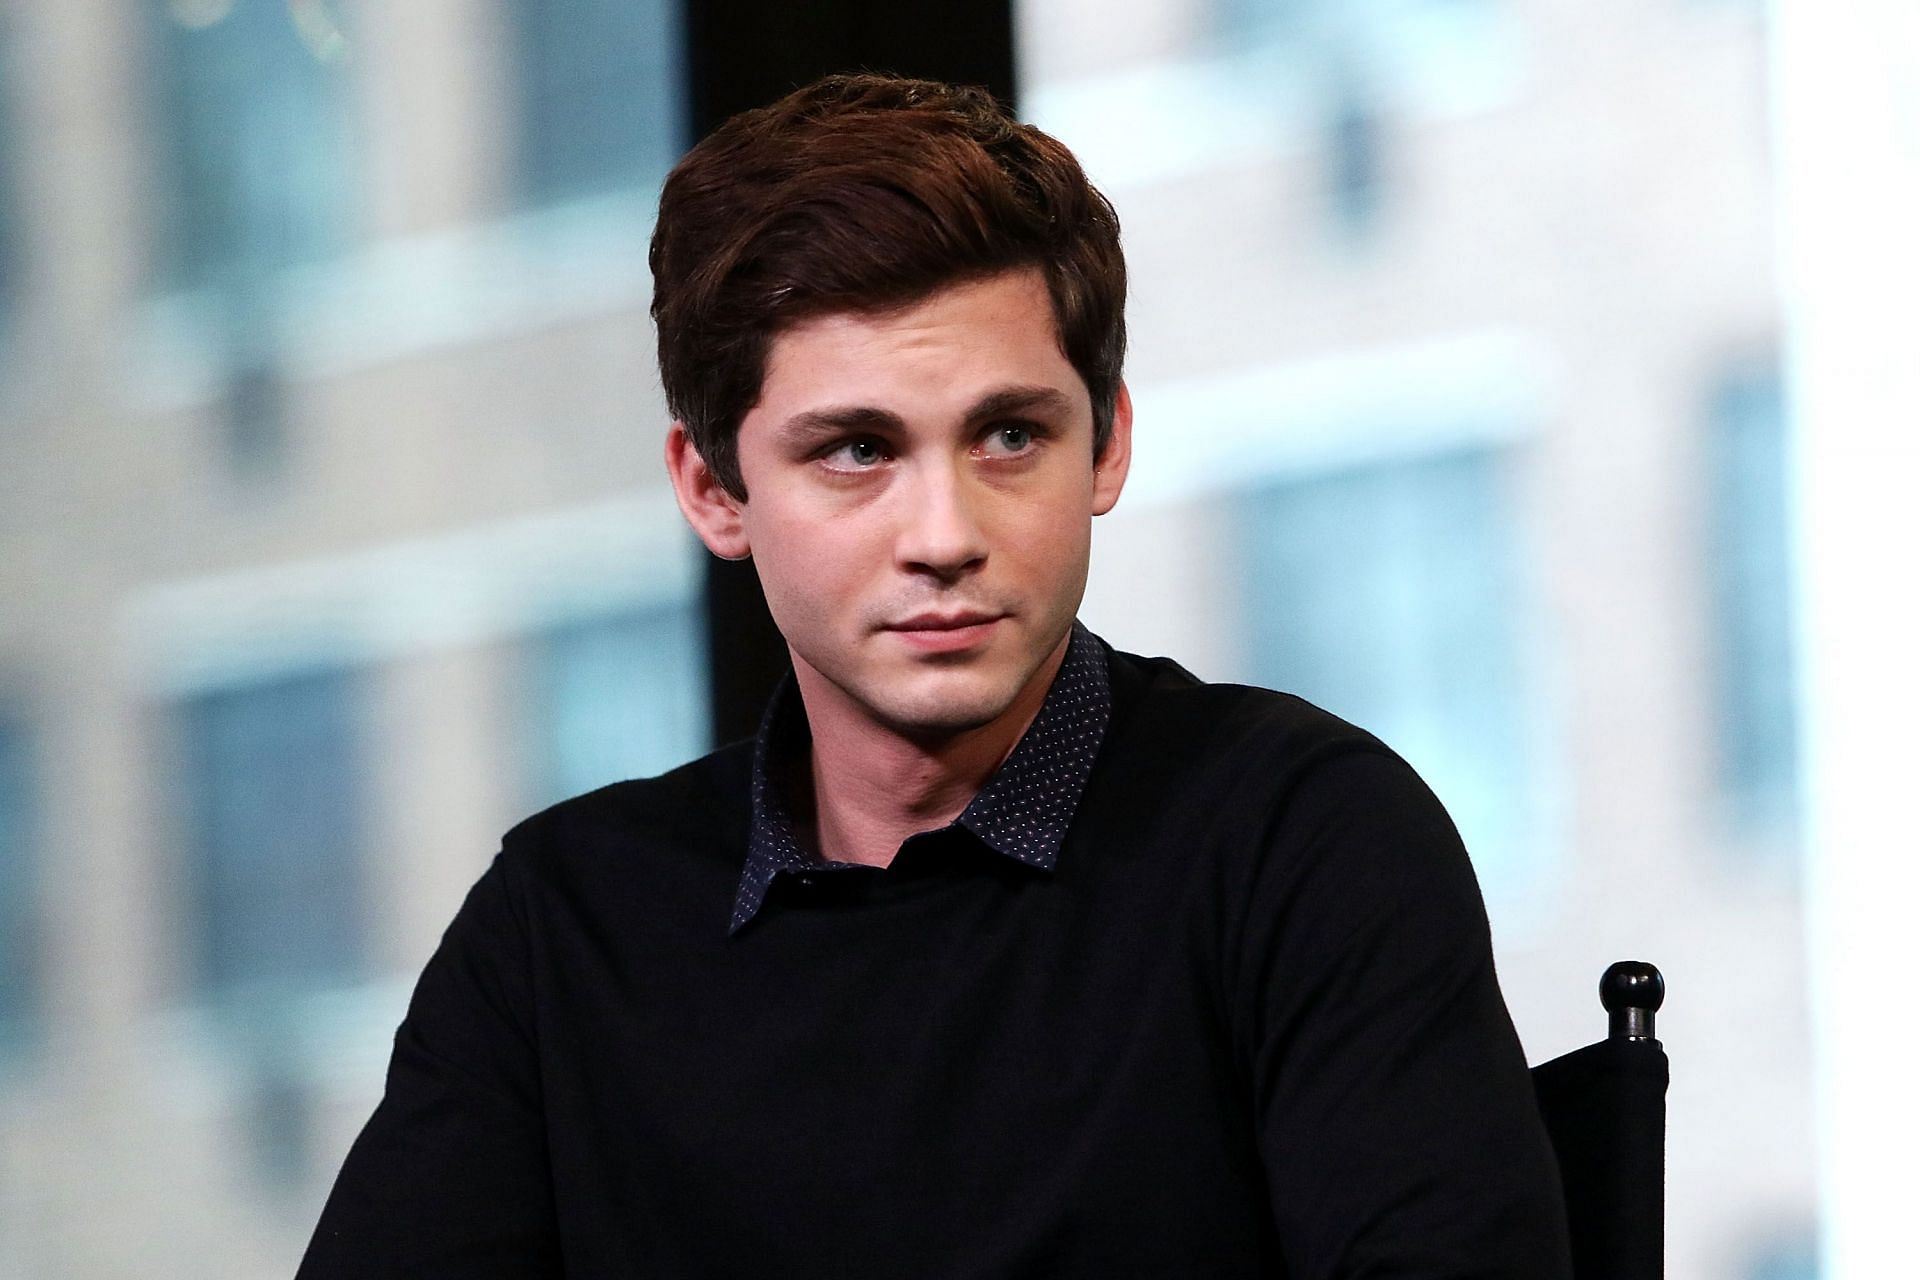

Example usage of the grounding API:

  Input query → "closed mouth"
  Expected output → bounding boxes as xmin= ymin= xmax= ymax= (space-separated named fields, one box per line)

xmin=885 ymin=612 xmax=1002 ymax=632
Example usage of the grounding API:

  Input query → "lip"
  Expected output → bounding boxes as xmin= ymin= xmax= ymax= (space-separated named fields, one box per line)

xmin=882 ymin=611 xmax=1004 ymax=653
xmin=887 ymin=610 xmax=1001 ymax=631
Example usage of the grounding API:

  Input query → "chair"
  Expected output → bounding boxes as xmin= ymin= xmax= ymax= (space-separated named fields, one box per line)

xmin=1530 ymin=961 xmax=1668 ymax=1280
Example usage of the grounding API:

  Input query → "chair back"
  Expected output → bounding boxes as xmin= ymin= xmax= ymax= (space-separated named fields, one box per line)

xmin=1530 ymin=961 xmax=1668 ymax=1280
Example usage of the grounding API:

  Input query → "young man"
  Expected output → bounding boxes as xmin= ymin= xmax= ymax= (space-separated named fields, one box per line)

xmin=301 ymin=75 xmax=1571 ymax=1277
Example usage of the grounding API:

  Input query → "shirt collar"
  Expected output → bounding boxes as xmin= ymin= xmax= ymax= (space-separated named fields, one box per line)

xmin=728 ymin=623 xmax=1112 ymax=935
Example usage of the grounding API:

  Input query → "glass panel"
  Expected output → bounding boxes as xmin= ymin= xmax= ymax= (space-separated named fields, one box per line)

xmin=528 ymin=604 xmax=708 ymax=809
xmin=1326 ymin=67 xmax=1386 ymax=238
xmin=0 ymin=42 xmax=17 ymax=316
xmin=1216 ymin=0 xmax=1497 ymax=44
xmin=1744 ymin=1229 xmax=1821 ymax=1280
xmin=1707 ymin=361 xmax=1798 ymax=838
xmin=0 ymin=716 xmax=35 ymax=1052
xmin=1238 ymin=448 xmax=1535 ymax=895
xmin=1208 ymin=0 xmax=1496 ymax=236
xmin=148 ymin=0 xmax=357 ymax=290
xmin=505 ymin=0 xmax=685 ymax=206
xmin=178 ymin=666 xmax=368 ymax=1003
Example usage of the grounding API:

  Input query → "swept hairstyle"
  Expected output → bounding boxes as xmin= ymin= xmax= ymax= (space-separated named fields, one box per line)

xmin=649 ymin=72 xmax=1127 ymax=499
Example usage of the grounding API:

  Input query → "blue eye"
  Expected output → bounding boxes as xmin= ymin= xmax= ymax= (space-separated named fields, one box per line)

xmin=825 ymin=438 xmax=887 ymax=469
xmin=982 ymin=423 xmax=1038 ymax=456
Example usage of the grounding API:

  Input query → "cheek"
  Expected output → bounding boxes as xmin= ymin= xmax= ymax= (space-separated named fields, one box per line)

xmin=744 ymin=505 xmax=867 ymax=624
xmin=1008 ymin=498 xmax=1093 ymax=567
xmin=1000 ymin=515 xmax=1093 ymax=615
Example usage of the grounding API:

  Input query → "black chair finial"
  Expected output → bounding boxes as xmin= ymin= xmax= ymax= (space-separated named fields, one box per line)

xmin=1600 ymin=961 xmax=1664 ymax=1042
xmin=1535 ymin=962 xmax=1671 ymax=1279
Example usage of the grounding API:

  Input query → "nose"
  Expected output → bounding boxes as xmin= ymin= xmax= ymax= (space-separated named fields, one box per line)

xmin=895 ymin=458 xmax=988 ymax=581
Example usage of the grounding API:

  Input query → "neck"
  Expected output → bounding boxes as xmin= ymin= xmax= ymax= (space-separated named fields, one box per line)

xmin=792 ymin=636 xmax=1070 ymax=868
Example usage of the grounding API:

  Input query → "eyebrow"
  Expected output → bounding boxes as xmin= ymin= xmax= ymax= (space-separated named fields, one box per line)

xmin=773 ymin=384 xmax=1075 ymax=445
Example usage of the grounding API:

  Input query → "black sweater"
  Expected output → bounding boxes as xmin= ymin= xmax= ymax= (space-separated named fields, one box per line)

xmin=301 ymin=647 xmax=1572 ymax=1278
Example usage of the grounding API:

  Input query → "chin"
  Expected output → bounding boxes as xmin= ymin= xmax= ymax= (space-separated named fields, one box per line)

xmin=868 ymin=672 xmax=1025 ymax=740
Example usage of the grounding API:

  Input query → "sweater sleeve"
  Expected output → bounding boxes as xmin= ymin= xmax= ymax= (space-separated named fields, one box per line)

xmin=298 ymin=853 xmax=562 ymax=1279
xmin=1233 ymin=746 xmax=1573 ymax=1279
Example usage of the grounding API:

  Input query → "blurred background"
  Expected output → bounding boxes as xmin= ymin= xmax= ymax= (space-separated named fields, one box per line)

xmin=0 ymin=0 xmax=1913 ymax=1276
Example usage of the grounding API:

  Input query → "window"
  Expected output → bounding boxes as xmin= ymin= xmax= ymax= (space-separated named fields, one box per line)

xmin=1326 ymin=67 xmax=1386 ymax=237
xmin=1706 ymin=361 xmax=1799 ymax=838
xmin=1213 ymin=0 xmax=1313 ymax=42
xmin=177 ymin=666 xmax=368 ymax=1004
xmin=147 ymin=2 xmax=354 ymax=481
xmin=504 ymin=0 xmax=684 ymax=207
xmin=1207 ymin=1 xmax=1504 ymax=239
xmin=1743 ymin=1228 xmax=1820 ymax=1280
xmin=217 ymin=359 xmax=291 ymax=481
xmin=528 ymin=604 xmax=707 ymax=810
xmin=1237 ymin=447 xmax=1540 ymax=897
xmin=149 ymin=0 xmax=357 ymax=291
xmin=0 ymin=37 xmax=19 ymax=322
xmin=1215 ymin=0 xmax=1497 ymax=46
xmin=0 ymin=715 xmax=36 ymax=1052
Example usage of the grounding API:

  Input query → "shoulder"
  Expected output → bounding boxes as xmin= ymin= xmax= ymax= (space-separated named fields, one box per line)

xmin=493 ymin=739 xmax=755 ymax=897
xmin=1102 ymin=646 xmax=1400 ymax=798
xmin=1097 ymin=646 xmax=1474 ymax=910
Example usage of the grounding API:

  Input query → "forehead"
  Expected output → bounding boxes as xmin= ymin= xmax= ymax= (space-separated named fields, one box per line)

xmin=753 ymin=269 xmax=1087 ymax=421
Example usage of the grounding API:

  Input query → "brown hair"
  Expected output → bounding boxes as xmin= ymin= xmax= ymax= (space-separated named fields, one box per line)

xmin=650 ymin=73 xmax=1127 ymax=499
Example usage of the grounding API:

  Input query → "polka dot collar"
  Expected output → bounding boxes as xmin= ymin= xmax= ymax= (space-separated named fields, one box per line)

xmin=728 ymin=623 xmax=1112 ymax=935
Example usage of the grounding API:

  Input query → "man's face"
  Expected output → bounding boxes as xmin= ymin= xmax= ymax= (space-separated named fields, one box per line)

xmin=671 ymin=267 xmax=1130 ymax=744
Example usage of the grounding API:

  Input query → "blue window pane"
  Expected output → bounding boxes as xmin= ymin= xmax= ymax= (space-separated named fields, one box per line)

xmin=1209 ymin=2 xmax=1506 ymax=238
xmin=0 ymin=46 xmax=18 ymax=315
xmin=1213 ymin=0 xmax=1313 ymax=42
xmin=530 ymin=605 xmax=707 ymax=808
xmin=1706 ymin=363 xmax=1799 ymax=836
xmin=217 ymin=358 xmax=292 ymax=480
xmin=1327 ymin=70 xmax=1385 ymax=236
xmin=240 ymin=1052 xmax=315 ymax=1192
xmin=0 ymin=716 xmax=37 ymax=1050
xmin=506 ymin=0 xmax=684 ymax=206
xmin=1239 ymin=448 xmax=1537 ymax=895
xmin=1745 ymin=1229 xmax=1820 ymax=1280
xmin=148 ymin=0 xmax=357 ymax=289
xmin=178 ymin=667 xmax=367 ymax=1002
xmin=1216 ymin=0 xmax=1495 ymax=43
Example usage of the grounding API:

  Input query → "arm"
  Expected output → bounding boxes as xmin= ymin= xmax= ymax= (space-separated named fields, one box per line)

xmin=298 ymin=855 xmax=561 ymax=1278
xmin=1235 ymin=748 xmax=1572 ymax=1278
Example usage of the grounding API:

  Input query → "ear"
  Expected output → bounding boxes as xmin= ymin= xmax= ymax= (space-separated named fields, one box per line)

xmin=1091 ymin=380 xmax=1133 ymax=516
xmin=665 ymin=423 xmax=751 ymax=560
